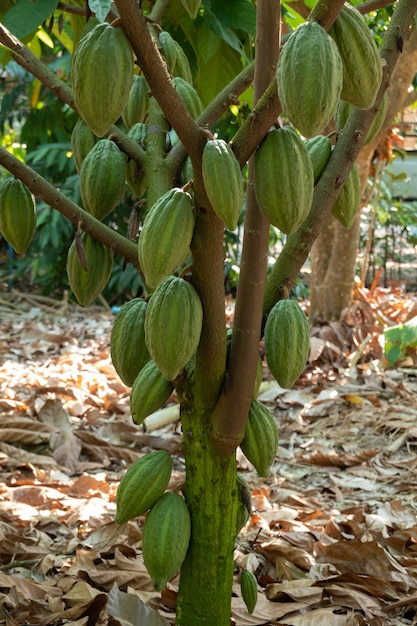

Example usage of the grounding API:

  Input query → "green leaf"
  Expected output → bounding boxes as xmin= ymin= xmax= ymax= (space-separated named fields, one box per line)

xmin=195 ymin=39 xmax=243 ymax=106
xmin=205 ymin=8 xmax=250 ymax=62
xmin=210 ymin=0 xmax=256 ymax=37
xmin=88 ymin=0 xmax=111 ymax=23
xmin=1 ymin=0 xmax=59 ymax=40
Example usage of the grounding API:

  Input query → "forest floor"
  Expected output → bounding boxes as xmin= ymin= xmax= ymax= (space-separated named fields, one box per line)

xmin=1 ymin=283 xmax=417 ymax=626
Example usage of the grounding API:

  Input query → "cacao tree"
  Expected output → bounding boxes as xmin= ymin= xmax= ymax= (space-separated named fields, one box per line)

xmin=1 ymin=1 xmax=416 ymax=624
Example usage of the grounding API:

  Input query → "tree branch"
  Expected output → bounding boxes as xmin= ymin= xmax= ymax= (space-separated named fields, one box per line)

xmin=263 ymin=0 xmax=417 ymax=315
xmin=0 ymin=147 xmax=140 ymax=270
xmin=210 ymin=0 xmax=281 ymax=453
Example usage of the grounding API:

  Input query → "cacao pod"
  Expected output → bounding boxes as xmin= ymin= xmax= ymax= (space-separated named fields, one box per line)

xmin=335 ymin=92 xmax=388 ymax=146
xmin=305 ymin=135 xmax=332 ymax=184
xmin=254 ymin=126 xmax=314 ymax=234
xmin=159 ymin=31 xmax=193 ymax=84
xmin=125 ymin=122 xmax=148 ymax=198
xmin=80 ymin=139 xmax=126 ymax=220
xmin=241 ymin=570 xmax=258 ymax=615
xmin=144 ymin=275 xmax=203 ymax=381
xmin=236 ymin=473 xmax=251 ymax=535
xmin=130 ymin=360 xmax=174 ymax=425
xmin=0 ymin=178 xmax=36 ymax=255
xmin=115 ymin=450 xmax=173 ymax=524
xmin=122 ymin=75 xmax=149 ymax=130
xmin=172 ymin=76 xmax=203 ymax=119
xmin=66 ymin=232 xmax=113 ymax=306
xmin=71 ymin=118 xmax=97 ymax=174
xmin=330 ymin=4 xmax=382 ymax=109
xmin=142 ymin=491 xmax=191 ymax=591
xmin=264 ymin=299 xmax=310 ymax=389
xmin=110 ymin=298 xmax=150 ymax=387
xmin=138 ymin=188 xmax=194 ymax=289
xmin=180 ymin=0 xmax=201 ymax=20
xmin=202 ymin=138 xmax=244 ymax=231
xmin=276 ymin=21 xmax=343 ymax=138
xmin=331 ymin=163 xmax=361 ymax=228
xmin=71 ymin=22 xmax=134 ymax=137
xmin=240 ymin=399 xmax=278 ymax=477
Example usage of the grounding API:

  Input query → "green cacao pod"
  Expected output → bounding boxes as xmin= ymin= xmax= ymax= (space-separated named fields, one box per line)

xmin=80 ymin=139 xmax=126 ymax=220
xmin=254 ymin=127 xmax=314 ymax=234
xmin=159 ymin=31 xmax=193 ymax=84
xmin=180 ymin=0 xmax=201 ymax=19
xmin=110 ymin=298 xmax=150 ymax=387
xmin=202 ymin=138 xmax=244 ymax=231
xmin=138 ymin=188 xmax=194 ymax=289
xmin=0 ymin=178 xmax=36 ymax=255
xmin=145 ymin=275 xmax=203 ymax=380
xmin=330 ymin=4 xmax=382 ymax=109
xmin=130 ymin=360 xmax=174 ymax=425
xmin=71 ymin=118 xmax=97 ymax=174
xmin=172 ymin=76 xmax=203 ymax=119
xmin=122 ymin=75 xmax=149 ymax=130
xmin=264 ymin=299 xmax=310 ymax=389
xmin=240 ymin=399 xmax=278 ymax=477
xmin=71 ymin=22 xmax=134 ymax=137
xmin=276 ymin=21 xmax=343 ymax=138
xmin=125 ymin=122 xmax=148 ymax=198
xmin=335 ymin=92 xmax=388 ymax=146
xmin=66 ymin=233 xmax=113 ymax=306
xmin=241 ymin=570 xmax=258 ymax=615
xmin=142 ymin=491 xmax=191 ymax=591
xmin=331 ymin=163 xmax=361 ymax=228
xmin=115 ymin=450 xmax=173 ymax=524
xmin=236 ymin=473 xmax=251 ymax=535
xmin=305 ymin=135 xmax=332 ymax=184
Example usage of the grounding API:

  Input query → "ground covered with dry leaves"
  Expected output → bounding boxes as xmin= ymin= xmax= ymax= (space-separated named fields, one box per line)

xmin=1 ymin=284 xmax=417 ymax=626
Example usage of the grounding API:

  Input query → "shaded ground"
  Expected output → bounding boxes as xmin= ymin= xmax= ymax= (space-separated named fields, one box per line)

xmin=1 ymin=286 xmax=417 ymax=625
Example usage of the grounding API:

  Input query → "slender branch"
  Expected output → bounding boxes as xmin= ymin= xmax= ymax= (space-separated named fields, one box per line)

xmin=358 ymin=0 xmax=395 ymax=13
xmin=211 ymin=0 xmax=282 ymax=453
xmin=263 ymin=0 xmax=417 ymax=315
xmin=0 ymin=147 xmax=139 ymax=270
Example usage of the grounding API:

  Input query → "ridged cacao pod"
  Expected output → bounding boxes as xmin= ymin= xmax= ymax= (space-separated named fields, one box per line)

xmin=172 ymin=76 xmax=203 ymax=119
xmin=138 ymin=188 xmax=194 ymax=289
xmin=130 ymin=360 xmax=174 ymax=425
xmin=330 ymin=4 xmax=382 ymax=109
xmin=335 ymin=92 xmax=388 ymax=146
xmin=305 ymin=135 xmax=332 ymax=184
xmin=0 ymin=178 xmax=36 ymax=255
xmin=110 ymin=298 xmax=150 ymax=387
xmin=115 ymin=450 xmax=173 ymax=524
xmin=125 ymin=122 xmax=148 ymax=198
xmin=240 ymin=399 xmax=278 ymax=477
xmin=236 ymin=473 xmax=251 ymax=535
xmin=159 ymin=31 xmax=193 ymax=84
xmin=145 ymin=275 xmax=203 ymax=380
xmin=276 ymin=21 xmax=343 ymax=138
xmin=66 ymin=233 xmax=114 ymax=306
xmin=241 ymin=570 xmax=258 ymax=615
xmin=71 ymin=118 xmax=97 ymax=174
xmin=71 ymin=22 xmax=134 ymax=137
xmin=80 ymin=139 xmax=126 ymax=220
xmin=254 ymin=127 xmax=314 ymax=234
xmin=180 ymin=0 xmax=201 ymax=19
xmin=122 ymin=75 xmax=149 ymax=129
xmin=331 ymin=163 xmax=361 ymax=228
xmin=142 ymin=491 xmax=191 ymax=591
xmin=264 ymin=299 xmax=310 ymax=389
xmin=202 ymin=139 xmax=244 ymax=231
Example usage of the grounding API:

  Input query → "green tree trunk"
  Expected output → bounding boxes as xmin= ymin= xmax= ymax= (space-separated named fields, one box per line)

xmin=176 ymin=407 xmax=238 ymax=625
